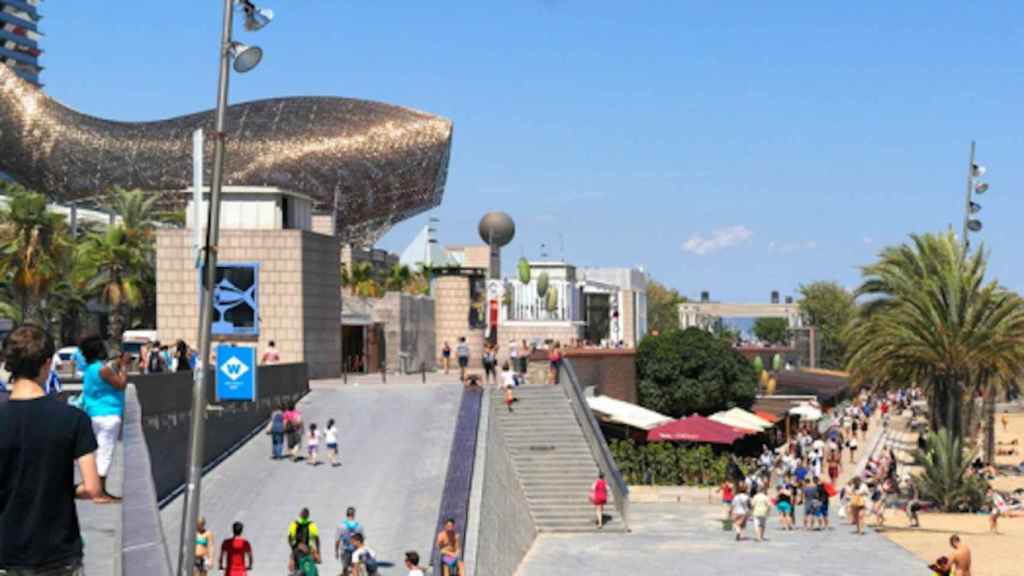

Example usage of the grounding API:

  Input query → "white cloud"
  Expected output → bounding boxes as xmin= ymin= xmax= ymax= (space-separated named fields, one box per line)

xmin=682 ymin=225 xmax=753 ymax=256
xmin=769 ymin=240 xmax=818 ymax=254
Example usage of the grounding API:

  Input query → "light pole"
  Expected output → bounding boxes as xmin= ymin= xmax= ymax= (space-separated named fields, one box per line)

xmin=961 ymin=141 xmax=988 ymax=250
xmin=177 ymin=2 xmax=271 ymax=575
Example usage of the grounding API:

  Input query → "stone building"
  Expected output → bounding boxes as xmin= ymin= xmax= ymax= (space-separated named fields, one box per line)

xmin=156 ymin=187 xmax=341 ymax=379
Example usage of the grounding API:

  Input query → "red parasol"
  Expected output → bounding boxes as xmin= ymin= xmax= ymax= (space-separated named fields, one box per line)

xmin=646 ymin=414 xmax=749 ymax=445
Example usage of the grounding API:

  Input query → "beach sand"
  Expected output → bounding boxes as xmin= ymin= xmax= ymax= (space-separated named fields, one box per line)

xmin=881 ymin=411 xmax=1024 ymax=576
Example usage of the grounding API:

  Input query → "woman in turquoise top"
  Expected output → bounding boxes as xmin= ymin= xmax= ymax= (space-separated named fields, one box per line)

xmin=80 ymin=336 xmax=129 ymax=502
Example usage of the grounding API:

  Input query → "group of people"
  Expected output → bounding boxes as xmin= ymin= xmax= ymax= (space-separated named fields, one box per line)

xmin=139 ymin=339 xmax=196 ymax=374
xmin=189 ymin=506 xmax=461 ymax=576
xmin=268 ymin=404 xmax=341 ymax=466
xmin=440 ymin=337 xmax=566 ymax=386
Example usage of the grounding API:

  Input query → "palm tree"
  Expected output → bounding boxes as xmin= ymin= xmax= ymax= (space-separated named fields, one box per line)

xmin=0 ymin=185 xmax=73 ymax=322
xmin=385 ymin=264 xmax=412 ymax=292
xmin=108 ymin=188 xmax=160 ymax=241
xmin=845 ymin=231 xmax=1024 ymax=441
xmin=77 ymin=225 xmax=151 ymax=342
xmin=913 ymin=429 xmax=988 ymax=512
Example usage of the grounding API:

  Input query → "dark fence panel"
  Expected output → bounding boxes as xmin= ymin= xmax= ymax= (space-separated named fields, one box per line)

xmin=131 ymin=364 xmax=309 ymax=503
xmin=430 ymin=386 xmax=483 ymax=574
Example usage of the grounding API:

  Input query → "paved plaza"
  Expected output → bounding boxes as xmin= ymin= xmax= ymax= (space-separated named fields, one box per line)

xmin=161 ymin=378 xmax=462 ymax=576
xmin=518 ymin=500 xmax=930 ymax=576
xmin=76 ymin=442 xmax=122 ymax=576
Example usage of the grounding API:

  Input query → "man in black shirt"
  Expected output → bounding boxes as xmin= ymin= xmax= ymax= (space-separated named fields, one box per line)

xmin=0 ymin=325 xmax=101 ymax=574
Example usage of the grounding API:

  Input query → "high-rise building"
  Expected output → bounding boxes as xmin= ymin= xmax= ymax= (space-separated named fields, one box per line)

xmin=0 ymin=0 xmax=42 ymax=86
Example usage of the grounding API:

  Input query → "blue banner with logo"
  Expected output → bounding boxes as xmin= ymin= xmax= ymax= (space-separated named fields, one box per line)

xmin=215 ymin=345 xmax=257 ymax=402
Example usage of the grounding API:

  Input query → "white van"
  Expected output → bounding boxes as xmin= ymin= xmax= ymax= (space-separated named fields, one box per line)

xmin=122 ymin=329 xmax=159 ymax=360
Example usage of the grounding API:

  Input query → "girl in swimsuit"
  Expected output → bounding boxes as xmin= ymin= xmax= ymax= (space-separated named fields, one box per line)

xmin=195 ymin=517 xmax=214 ymax=575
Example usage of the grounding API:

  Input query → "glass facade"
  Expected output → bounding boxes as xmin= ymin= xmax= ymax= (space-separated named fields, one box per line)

xmin=0 ymin=0 xmax=41 ymax=86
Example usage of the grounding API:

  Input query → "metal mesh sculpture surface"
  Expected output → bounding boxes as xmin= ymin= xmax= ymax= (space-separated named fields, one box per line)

xmin=0 ymin=65 xmax=452 ymax=244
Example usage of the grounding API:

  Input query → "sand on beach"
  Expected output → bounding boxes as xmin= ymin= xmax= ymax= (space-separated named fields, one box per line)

xmin=880 ymin=411 xmax=1024 ymax=576
xmin=881 ymin=512 xmax=1024 ymax=576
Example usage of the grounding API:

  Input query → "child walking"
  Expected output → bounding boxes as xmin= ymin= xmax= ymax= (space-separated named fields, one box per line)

xmin=326 ymin=419 xmax=340 ymax=467
xmin=307 ymin=423 xmax=320 ymax=466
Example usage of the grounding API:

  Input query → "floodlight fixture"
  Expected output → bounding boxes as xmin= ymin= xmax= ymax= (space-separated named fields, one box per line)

xmin=967 ymin=219 xmax=983 ymax=232
xmin=972 ymin=164 xmax=987 ymax=178
xmin=974 ymin=182 xmax=989 ymax=194
xmin=230 ymin=42 xmax=263 ymax=73
xmin=239 ymin=0 xmax=274 ymax=31
xmin=969 ymin=201 xmax=981 ymax=214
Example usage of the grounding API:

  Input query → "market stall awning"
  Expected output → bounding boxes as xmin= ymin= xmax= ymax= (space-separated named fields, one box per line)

xmin=709 ymin=407 xmax=774 ymax=431
xmin=646 ymin=415 xmax=748 ymax=445
xmin=587 ymin=395 xmax=673 ymax=431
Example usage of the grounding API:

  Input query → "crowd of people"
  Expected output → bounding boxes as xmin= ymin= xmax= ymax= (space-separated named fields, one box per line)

xmin=441 ymin=336 xmax=566 ymax=386
xmin=266 ymin=403 xmax=341 ymax=466
xmin=186 ymin=505 xmax=455 ymax=576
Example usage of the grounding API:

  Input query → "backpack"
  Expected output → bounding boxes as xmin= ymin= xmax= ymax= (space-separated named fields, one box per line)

xmin=291 ymin=521 xmax=311 ymax=548
xmin=271 ymin=412 xmax=285 ymax=434
xmin=339 ymin=521 xmax=361 ymax=552
xmin=148 ymin=352 xmax=164 ymax=373
xmin=361 ymin=549 xmax=378 ymax=574
xmin=296 ymin=552 xmax=318 ymax=576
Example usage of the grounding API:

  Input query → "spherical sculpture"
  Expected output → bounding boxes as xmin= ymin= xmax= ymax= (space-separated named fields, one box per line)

xmin=478 ymin=212 xmax=515 ymax=247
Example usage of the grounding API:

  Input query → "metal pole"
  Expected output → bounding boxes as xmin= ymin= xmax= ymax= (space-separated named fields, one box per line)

xmin=178 ymin=2 xmax=233 ymax=574
xmin=962 ymin=140 xmax=975 ymax=251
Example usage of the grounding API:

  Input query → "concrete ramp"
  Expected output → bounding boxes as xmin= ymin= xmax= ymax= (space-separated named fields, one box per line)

xmin=161 ymin=380 xmax=462 ymax=576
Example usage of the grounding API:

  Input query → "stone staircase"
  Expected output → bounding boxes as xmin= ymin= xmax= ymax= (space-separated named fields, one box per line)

xmin=493 ymin=384 xmax=622 ymax=532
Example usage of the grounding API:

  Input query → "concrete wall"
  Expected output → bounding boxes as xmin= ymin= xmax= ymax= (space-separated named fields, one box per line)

xmin=133 ymin=364 xmax=309 ymax=501
xmin=470 ymin=388 xmax=537 ymax=576
xmin=375 ymin=291 xmax=437 ymax=373
xmin=156 ymin=229 xmax=341 ymax=379
xmin=565 ymin=349 xmax=638 ymax=404
xmin=498 ymin=322 xmax=583 ymax=365
xmin=435 ymin=275 xmax=485 ymax=367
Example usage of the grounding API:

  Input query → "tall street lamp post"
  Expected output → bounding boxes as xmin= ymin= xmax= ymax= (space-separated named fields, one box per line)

xmin=962 ymin=140 xmax=989 ymax=250
xmin=177 ymin=2 xmax=271 ymax=575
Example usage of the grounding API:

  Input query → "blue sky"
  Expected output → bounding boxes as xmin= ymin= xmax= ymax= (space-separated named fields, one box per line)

xmin=41 ymin=1 xmax=1024 ymax=301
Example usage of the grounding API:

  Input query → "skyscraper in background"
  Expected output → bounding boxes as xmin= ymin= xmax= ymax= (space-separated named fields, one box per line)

xmin=1 ymin=0 xmax=42 ymax=86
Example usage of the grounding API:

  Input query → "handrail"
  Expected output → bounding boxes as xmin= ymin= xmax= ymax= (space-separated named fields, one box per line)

xmin=559 ymin=360 xmax=629 ymax=531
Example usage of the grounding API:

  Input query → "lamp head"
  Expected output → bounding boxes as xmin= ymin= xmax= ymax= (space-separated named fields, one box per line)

xmin=974 ymin=182 xmax=989 ymax=195
xmin=967 ymin=219 xmax=983 ymax=232
xmin=972 ymin=164 xmax=987 ymax=178
xmin=243 ymin=3 xmax=273 ymax=31
xmin=230 ymin=42 xmax=263 ymax=73
xmin=969 ymin=201 xmax=981 ymax=214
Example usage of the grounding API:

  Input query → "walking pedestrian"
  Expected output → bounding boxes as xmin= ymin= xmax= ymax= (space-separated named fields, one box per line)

xmin=269 ymin=404 xmax=285 ymax=459
xmin=326 ymin=419 xmax=340 ymax=467
xmin=730 ymin=483 xmax=751 ymax=541
xmin=218 ymin=522 xmax=253 ymax=576
xmin=456 ymin=338 xmax=470 ymax=383
xmin=194 ymin=517 xmax=215 ymax=575
xmin=284 ymin=403 xmax=303 ymax=462
xmin=776 ymin=483 xmax=794 ymax=530
xmin=334 ymin=507 xmax=362 ymax=576
xmin=547 ymin=342 xmax=562 ymax=385
xmin=949 ymin=535 xmax=972 ymax=576
xmin=751 ymin=487 xmax=771 ymax=542
xmin=175 ymin=340 xmax=192 ymax=372
xmin=350 ymin=533 xmax=379 ymax=576
xmin=287 ymin=508 xmax=321 ymax=574
xmin=482 ymin=343 xmax=497 ymax=385
xmin=80 ymin=335 xmax=128 ymax=502
xmin=801 ymin=478 xmax=820 ymax=530
xmin=436 ymin=518 xmax=465 ymax=576
xmin=590 ymin=473 xmax=608 ymax=528
xmin=847 ymin=436 xmax=858 ymax=464
xmin=719 ymin=481 xmax=734 ymax=521
xmin=404 ymin=551 xmax=424 ymax=576
xmin=0 ymin=325 xmax=101 ymax=575
xmin=261 ymin=340 xmax=281 ymax=365
xmin=519 ymin=339 xmax=530 ymax=375
xmin=307 ymin=423 xmax=321 ymax=466
xmin=849 ymin=478 xmax=870 ymax=535
xmin=441 ymin=341 xmax=451 ymax=375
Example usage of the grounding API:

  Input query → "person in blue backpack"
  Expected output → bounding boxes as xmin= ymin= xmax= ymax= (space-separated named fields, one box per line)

xmin=335 ymin=507 xmax=363 ymax=575
xmin=269 ymin=404 xmax=285 ymax=459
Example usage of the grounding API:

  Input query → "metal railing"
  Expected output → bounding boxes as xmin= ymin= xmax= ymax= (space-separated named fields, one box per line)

xmin=559 ymin=360 xmax=630 ymax=531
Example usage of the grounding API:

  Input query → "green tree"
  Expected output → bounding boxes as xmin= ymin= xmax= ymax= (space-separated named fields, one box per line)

xmin=752 ymin=317 xmax=789 ymax=345
xmin=913 ymin=429 xmax=988 ymax=512
xmin=646 ymin=278 xmax=686 ymax=335
xmin=76 ymin=225 xmax=151 ymax=342
xmin=636 ymin=327 xmax=758 ymax=418
xmin=797 ymin=281 xmax=855 ymax=369
xmin=0 ymin=185 xmax=73 ymax=322
xmin=845 ymin=231 xmax=1024 ymax=440
xmin=385 ymin=263 xmax=412 ymax=292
